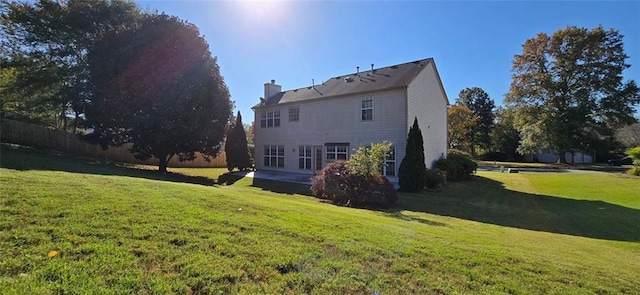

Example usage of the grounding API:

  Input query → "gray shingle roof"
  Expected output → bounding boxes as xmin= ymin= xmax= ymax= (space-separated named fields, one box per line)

xmin=253 ymin=58 xmax=435 ymax=108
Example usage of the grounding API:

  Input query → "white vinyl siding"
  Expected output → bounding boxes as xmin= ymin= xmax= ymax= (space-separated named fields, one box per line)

xmin=406 ymin=61 xmax=449 ymax=168
xmin=253 ymin=88 xmax=408 ymax=176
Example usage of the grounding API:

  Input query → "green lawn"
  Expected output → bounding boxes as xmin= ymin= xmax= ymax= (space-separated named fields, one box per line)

xmin=477 ymin=160 xmax=629 ymax=173
xmin=1 ymin=144 xmax=639 ymax=294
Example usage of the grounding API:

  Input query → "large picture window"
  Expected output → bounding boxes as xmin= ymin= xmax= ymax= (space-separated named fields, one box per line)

xmin=361 ymin=97 xmax=373 ymax=121
xmin=298 ymin=145 xmax=312 ymax=170
xmin=260 ymin=109 xmax=280 ymax=128
xmin=326 ymin=144 xmax=349 ymax=163
xmin=264 ymin=145 xmax=284 ymax=168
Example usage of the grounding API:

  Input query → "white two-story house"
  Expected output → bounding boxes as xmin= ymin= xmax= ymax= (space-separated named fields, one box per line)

xmin=252 ymin=58 xmax=449 ymax=181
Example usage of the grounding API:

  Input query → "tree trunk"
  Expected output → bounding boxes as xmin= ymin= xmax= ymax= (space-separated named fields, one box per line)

xmin=158 ymin=155 xmax=168 ymax=173
xmin=73 ymin=112 xmax=79 ymax=134
xmin=557 ymin=150 xmax=568 ymax=164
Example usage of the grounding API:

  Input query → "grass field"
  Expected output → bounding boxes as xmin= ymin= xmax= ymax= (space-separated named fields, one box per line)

xmin=477 ymin=160 xmax=629 ymax=173
xmin=1 ymin=144 xmax=639 ymax=294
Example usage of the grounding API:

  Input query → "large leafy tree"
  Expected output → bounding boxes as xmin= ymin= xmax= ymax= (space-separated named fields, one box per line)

xmin=0 ymin=0 xmax=141 ymax=130
xmin=83 ymin=14 xmax=232 ymax=172
xmin=615 ymin=122 xmax=640 ymax=149
xmin=447 ymin=105 xmax=479 ymax=153
xmin=489 ymin=107 xmax=521 ymax=160
xmin=398 ymin=117 xmax=427 ymax=192
xmin=505 ymin=26 xmax=640 ymax=162
xmin=455 ymin=87 xmax=495 ymax=156
xmin=244 ymin=122 xmax=254 ymax=146
xmin=225 ymin=111 xmax=253 ymax=171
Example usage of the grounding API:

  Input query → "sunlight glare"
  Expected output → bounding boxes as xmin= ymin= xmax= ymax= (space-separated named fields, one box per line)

xmin=237 ymin=0 xmax=289 ymax=28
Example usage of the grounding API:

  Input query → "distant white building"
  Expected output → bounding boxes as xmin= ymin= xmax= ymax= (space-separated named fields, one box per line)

xmin=525 ymin=151 xmax=594 ymax=164
xmin=524 ymin=128 xmax=608 ymax=164
xmin=252 ymin=58 xmax=449 ymax=181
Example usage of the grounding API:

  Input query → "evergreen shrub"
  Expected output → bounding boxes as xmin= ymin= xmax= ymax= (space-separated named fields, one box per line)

xmin=435 ymin=149 xmax=478 ymax=181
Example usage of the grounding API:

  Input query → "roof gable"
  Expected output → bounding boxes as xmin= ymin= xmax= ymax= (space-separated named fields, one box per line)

xmin=254 ymin=58 xmax=434 ymax=108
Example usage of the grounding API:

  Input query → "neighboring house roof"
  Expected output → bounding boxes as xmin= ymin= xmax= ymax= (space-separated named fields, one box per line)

xmin=253 ymin=58 xmax=446 ymax=108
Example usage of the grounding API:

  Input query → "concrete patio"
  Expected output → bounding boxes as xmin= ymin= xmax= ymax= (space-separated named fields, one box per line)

xmin=235 ymin=170 xmax=400 ymax=189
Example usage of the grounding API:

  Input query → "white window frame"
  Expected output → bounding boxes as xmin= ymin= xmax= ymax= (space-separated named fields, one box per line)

xmin=260 ymin=111 xmax=267 ymax=128
xmin=298 ymin=145 xmax=312 ymax=170
xmin=326 ymin=143 xmax=349 ymax=163
xmin=264 ymin=145 xmax=284 ymax=168
xmin=382 ymin=146 xmax=396 ymax=176
xmin=260 ymin=109 xmax=280 ymax=128
xmin=289 ymin=107 xmax=299 ymax=122
xmin=361 ymin=97 xmax=373 ymax=121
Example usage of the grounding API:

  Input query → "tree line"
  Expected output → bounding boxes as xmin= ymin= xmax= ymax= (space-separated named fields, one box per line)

xmin=1 ymin=0 xmax=234 ymax=172
xmin=448 ymin=26 xmax=639 ymax=163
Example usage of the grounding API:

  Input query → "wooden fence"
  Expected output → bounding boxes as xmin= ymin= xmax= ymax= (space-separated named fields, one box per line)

xmin=0 ymin=119 xmax=226 ymax=168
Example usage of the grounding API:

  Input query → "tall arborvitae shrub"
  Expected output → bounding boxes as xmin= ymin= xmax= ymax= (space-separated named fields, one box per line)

xmin=233 ymin=112 xmax=253 ymax=170
xmin=226 ymin=111 xmax=253 ymax=171
xmin=225 ymin=116 xmax=236 ymax=172
xmin=398 ymin=117 xmax=427 ymax=192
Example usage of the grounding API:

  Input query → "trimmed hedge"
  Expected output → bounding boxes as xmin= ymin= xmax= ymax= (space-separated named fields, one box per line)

xmin=425 ymin=168 xmax=446 ymax=189
xmin=435 ymin=149 xmax=478 ymax=181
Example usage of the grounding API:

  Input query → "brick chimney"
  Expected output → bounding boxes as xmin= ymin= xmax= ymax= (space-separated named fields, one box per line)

xmin=264 ymin=79 xmax=281 ymax=100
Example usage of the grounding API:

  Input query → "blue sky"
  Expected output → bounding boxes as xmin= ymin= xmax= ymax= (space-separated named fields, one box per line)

xmin=138 ymin=1 xmax=640 ymax=121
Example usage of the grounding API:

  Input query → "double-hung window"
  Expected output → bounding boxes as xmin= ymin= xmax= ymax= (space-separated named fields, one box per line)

xmin=361 ymin=97 xmax=373 ymax=121
xmin=264 ymin=145 xmax=284 ymax=168
xmin=326 ymin=144 xmax=349 ymax=163
xmin=260 ymin=109 xmax=280 ymax=127
xmin=289 ymin=107 xmax=299 ymax=122
xmin=298 ymin=145 xmax=312 ymax=170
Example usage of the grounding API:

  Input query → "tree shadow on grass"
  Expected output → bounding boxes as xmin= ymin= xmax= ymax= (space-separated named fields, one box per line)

xmin=218 ymin=171 xmax=246 ymax=185
xmin=0 ymin=144 xmax=215 ymax=186
xmin=393 ymin=175 xmax=640 ymax=242
xmin=250 ymin=178 xmax=312 ymax=196
xmin=380 ymin=211 xmax=447 ymax=227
